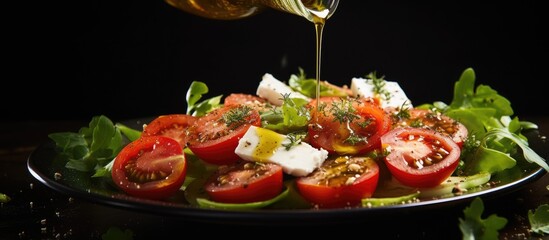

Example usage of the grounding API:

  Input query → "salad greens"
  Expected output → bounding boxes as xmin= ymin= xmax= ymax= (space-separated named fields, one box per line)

xmin=459 ymin=197 xmax=508 ymax=240
xmin=260 ymin=93 xmax=310 ymax=134
xmin=41 ymin=67 xmax=549 ymax=239
xmin=185 ymin=81 xmax=222 ymax=117
xmin=417 ymin=68 xmax=549 ymax=175
xmin=48 ymin=115 xmax=141 ymax=177
xmin=528 ymin=204 xmax=549 ymax=235
xmin=288 ymin=67 xmax=348 ymax=98
xmin=46 ymin=68 xmax=548 ymax=213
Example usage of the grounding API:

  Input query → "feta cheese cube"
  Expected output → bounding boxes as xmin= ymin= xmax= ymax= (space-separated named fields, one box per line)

xmin=350 ymin=77 xmax=413 ymax=110
xmin=235 ymin=126 xmax=328 ymax=177
xmin=256 ymin=73 xmax=311 ymax=106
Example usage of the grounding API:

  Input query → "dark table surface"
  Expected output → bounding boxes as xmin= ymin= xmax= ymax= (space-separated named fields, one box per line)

xmin=1 ymin=118 xmax=548 ymax=240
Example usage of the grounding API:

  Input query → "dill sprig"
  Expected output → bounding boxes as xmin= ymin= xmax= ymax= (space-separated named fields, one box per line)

xmin=222 ymin=106 xmax=252 ymax=129
xmin=330 ymin=98 xmax=361 ymax=123
xmin=366 ymin=71 xmax=391 ymax=101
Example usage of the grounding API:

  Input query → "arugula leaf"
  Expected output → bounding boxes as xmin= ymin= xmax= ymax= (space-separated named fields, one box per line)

xmin=261 ymin=94 xmax=310 ymax=133
xmin=185 ymin=81 xmax=222 ymax=117
xmin=528 ymin=204 xmax=549 ymax=235
xmin=115 ymin=123 xmax=142 ymax=141
xmin=459 ymin=197 xmax=507 ymax=240
xmin=49 ymin=115 xmax=140 ymax=177
xmin=449 ymin=68 xmax=513 ymax=118
xmin=288 ymin=67 xmax=348 ymax=98
xmin=419 ymin=68 xmax=548 ymax=175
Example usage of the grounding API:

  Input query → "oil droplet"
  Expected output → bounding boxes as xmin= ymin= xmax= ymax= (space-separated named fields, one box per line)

xmin=29 ymin=183 xmax=34 ymax=189
xmin=29 ymin=202 xmax=33 ymax=209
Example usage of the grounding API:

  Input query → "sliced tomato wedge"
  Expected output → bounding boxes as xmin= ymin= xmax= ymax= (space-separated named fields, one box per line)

xmin=308 ymin=97 xmax=392 ymax=155
xmin=142 ymin=114 xmax=197 ymax=148
xmin=393 ymin=108 xmax=468 ymax=148
xmin=111 ymin=136 xmax=187 ymax=200
xmin=296 ymin=156 xmax=380 ymax=208
xmin=187 ymin=104 xmax=261 ymax=165
xmin=204 ymin=161 xmax=284 ymax=203
xmin=381 ymin=127 xmax=461 ymax=188
xmin=224 ymin=93 xmax=266 ymax=106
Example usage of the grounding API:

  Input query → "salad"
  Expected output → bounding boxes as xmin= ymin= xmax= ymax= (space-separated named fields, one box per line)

xmin=48 ymin=67 xmax=549 ymax=210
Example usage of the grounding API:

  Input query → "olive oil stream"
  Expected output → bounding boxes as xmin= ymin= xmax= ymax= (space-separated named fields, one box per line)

xmin=165 ymin=0 xmax=339 ymax=107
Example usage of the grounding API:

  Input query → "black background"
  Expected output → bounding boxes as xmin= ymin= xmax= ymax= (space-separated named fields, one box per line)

xmin=7 ymin=1 xmax=546 ymax=121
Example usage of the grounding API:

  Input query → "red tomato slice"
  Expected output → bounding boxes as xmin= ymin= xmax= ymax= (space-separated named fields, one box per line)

xmin=224 ymin=93 xmax=266 ymax=106
xmin=142 ymin=114 xmax=197 ymax=148
xmin=187 ymin=104 xmax=261 ymax=165
xmin=204 ymin=161 xmax=284 ymax=203
xmin=111 ymin=136 xmax=187 ymax=200
xmin=308 ymin=97 xmax=392 ymax=155
xmin=296 ymin=156 xmax=380 ymax=208
xmin=381 ymin=127 xmax=461 ymax=188
xmin=393 ymin=108 xmax=468 ymax=148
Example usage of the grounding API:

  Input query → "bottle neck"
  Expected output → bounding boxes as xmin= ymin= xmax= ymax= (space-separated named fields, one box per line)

xmin=261 ymin=0 xmax=339 ymax=22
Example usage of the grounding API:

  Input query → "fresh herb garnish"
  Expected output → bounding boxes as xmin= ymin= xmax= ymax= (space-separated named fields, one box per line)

xmin=528 ymin=204 xmax=549 ymax=235
xmin=260 ymin=93 xmax=310 ymax=134
xmin=282 ymin=131 xmax=307 ymax=150
xmin=186 ymin=81 xmax=222 ymax=117
xmin=366 ymin=71 xmax=391 ymax=101
xmin=330 ymin=97 xmax=361 ymax=123
xmin=416 ymin=68 xmax=549 ymax=174
xmin=459 ymin=197 xmax=507 ymax=239
xmin=48 ymin=115 xmax=140 ymax=177
xmin=222 ymin=106 xmax=252 ymax=129
xmin=344 ymin=133 xmax=366 ymax=145
xmin=288 ymin=67 xmax=348 ymax=98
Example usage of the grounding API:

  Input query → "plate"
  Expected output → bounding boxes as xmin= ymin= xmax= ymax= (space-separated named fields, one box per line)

xmin=27 ymin=118 xmax=547 ymax=225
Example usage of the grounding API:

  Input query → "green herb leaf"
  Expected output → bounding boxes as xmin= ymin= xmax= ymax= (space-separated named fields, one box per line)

xmin=528 ymin=204 xmax=549 ymax=235
xmin=288 ymin=67 xmax=348 ymax=98
xmin=185 ymin=81 xmax=222 ymax=116
xmin=261 ymin=94 xmax=310 ymax=134
xmin=115 ymin=123 xmax=142 ymax=141
xmin=186 ymin=81 xmax=209 ymax=110
xmin=459 ymin=197 xmax=507 ymax=240
xmin=49 ymin=115 xmax=133 ymax=177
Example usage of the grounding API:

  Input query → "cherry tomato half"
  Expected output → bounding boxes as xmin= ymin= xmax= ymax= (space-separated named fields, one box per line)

xmin=187 ymin=104 xmax=261 ymax=165
xmin=112 ymin=136 xmax=187 ymax=200
xmin=204 ymin=161 xmax=284 ymax=203
xmin=296 ymin=156 xmax=380 ymax=208
xmin=224 ymin=93 xmax=266 ymax=106
xmin=393 ymin=108 xmax=468 ymax=148
xmin=142 ymin=114 xmax=197 ymax=148
xmin=308 ymin=97 xmax=392 ymax=155
xmin=381 ymin=127 xmax=461 ymax=188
